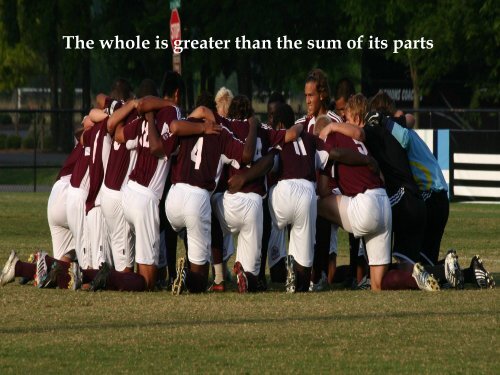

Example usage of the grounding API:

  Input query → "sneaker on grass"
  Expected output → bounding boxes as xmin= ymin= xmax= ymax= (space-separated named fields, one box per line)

xmin=412 ymin=262 xmax=440 ymax=292
xmin=172 ymin=257 xmax=187 ymax=296
xmin=285 ymin=255 xmax=296 ymax=294
xmin=470 ymin=255 xmax=495 ymax=289
xmin=0 ymin=250 xmax=19 ymax=286
xmin=444 ymin=249 xmax=464 ymax=289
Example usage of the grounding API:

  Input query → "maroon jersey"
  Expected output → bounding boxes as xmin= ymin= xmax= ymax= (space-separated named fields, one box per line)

xmin=57 ymin=143 xmax=84 ymax=180
xmin=171 ymin=124 xmax=246 ymax=192
xmin=126 ymin=106 xmax=180 ymax=200
xmin=85 ymin=119 xmax=110 ymax=213
xmin=321 ymin=132 xmax=383 ymax=196
xmin=70 ymin=132 xmax=91 ymax=190
xmin=216 ymin=114 xmax=286 ymax=196
xmin=104 ymin=109 xmax=140 ymax=191
xmin=104 ymin=96 xmax=124 ymax=115
xmin=278 ymin=130 xmax=331 ymax=182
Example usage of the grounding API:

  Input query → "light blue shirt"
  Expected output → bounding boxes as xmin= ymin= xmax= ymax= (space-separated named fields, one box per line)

xmin=386 ymin=119 xmax=448 ymax=192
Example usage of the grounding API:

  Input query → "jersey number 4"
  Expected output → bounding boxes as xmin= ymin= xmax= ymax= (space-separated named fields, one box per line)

xmin=191 ymin=137 xmax=204 ymax=169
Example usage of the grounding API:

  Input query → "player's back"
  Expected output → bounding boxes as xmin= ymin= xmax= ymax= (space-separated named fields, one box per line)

xmin=278 ymin=130 xmax=329 ymax=182
xmin=171 ymin=125 xmax=244 ymax=192
xmin=328 ymin=132 xmax=383 ymax=196
xmin=363 ymin=124 xmax=418 ymax=196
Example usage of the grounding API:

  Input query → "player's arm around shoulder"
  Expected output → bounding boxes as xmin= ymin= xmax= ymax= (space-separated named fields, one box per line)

xmin=241 ymin=116 xmax=258 ymax=164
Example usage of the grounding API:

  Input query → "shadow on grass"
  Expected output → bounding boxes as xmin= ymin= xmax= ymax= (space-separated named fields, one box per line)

xmin=0 ymin=309 xmax=496 ymax=335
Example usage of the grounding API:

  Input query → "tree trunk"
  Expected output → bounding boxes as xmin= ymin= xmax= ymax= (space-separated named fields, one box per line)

xmin=237 ymin=56 xmax=252 ymax=99
xmin=48 ymin=2 xmax=59 ymax=150
xmin=409 ymin=55 xmax=420 ymax=129
xmin=80 ymin=1 xmax=91 ymax=114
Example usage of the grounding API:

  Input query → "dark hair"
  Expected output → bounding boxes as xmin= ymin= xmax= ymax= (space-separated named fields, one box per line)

xmin=196 ymin=91 xmax=216 ymax=112
xmin=334 ymin=78 xmax=355 ymax=101
xmin=305 ymin=68 xmax=330 ymax=109
xmin=273 ymin=103 xmax=295 ymax=129
xmin=227 ymin=95 xmax=253 ymax=120
xmin=368 ymin=91 xmax=396 ymax=116
xmin=110 ymin=78 xmax=133 ymax=100
xmin=160 ymin=71 xmax=184 ymax=99
xmin=136 ymin=78 xmax=158 ymax=98
xmin=268 ymin=91 xmax=285 ymax=105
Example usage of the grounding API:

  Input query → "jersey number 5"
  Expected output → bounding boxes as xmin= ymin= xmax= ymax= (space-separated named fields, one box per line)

xmin=353 ymin=139 xmax=368 ymax=155
xmin=191 ymin=137 xmax=204 ymax=169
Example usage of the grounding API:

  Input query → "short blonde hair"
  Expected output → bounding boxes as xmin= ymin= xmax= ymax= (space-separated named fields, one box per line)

xmin=215 ymin=87 xmax=234 ymax=117
xmin=346 ymin=93 xmax=367 ymax=124
xmin=313 ymin=115 xmax=331 ymax=136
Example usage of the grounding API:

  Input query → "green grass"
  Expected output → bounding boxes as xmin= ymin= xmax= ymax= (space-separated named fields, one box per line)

xmin=0 ymin=193 xmax=498 ymax=373
xmin=0 ymin=168 xmax=59 ymax=185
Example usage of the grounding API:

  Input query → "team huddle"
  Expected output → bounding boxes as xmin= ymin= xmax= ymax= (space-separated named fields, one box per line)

xmin=0 ymin=69 xmax=495 ymax=294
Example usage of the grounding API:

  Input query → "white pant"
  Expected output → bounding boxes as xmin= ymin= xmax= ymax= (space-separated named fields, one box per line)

xmin=123 ymin=181 xmax=160 ymax=266
xmin=86 ymin=205 xmax=112 ymax=269
xmin=210 ymin=192 xmax=235 ymax=263
xmin=338 ymin=188 xmax=392 ymax=266
xmin=101 ymin=185 xmax=134 ymax=271
xmin=166 ymin=183 xmax=211 ymax=265
xmin=213 ymin=191 xmax=262 ymax=276
xmin=47 ymin=177 xmax=75 ymax=260
xmin=66 ymin=186 xmax=91 ymax=269
xmin=270 ymin=179 xmax=317 ymax=268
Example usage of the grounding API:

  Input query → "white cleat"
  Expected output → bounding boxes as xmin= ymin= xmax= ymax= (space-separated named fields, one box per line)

xmin=444 ymin=249 xmax=464 ymax=289
xmin=0 ymin=251 xmax=19 ymax=286
xmin=412 ymin=262 xmax=440 ymax=292
xmin=285 ymin=255 xmax=296 ymax=294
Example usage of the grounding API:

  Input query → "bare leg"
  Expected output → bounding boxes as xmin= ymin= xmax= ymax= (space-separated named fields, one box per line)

xmin=370 ymin=264 xmax=389 ymax=291
xmin=137 ymin=263 xmax=157 ymax=291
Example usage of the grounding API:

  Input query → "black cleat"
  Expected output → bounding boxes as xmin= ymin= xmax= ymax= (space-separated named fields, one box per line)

xmin=89 ymin=263 xmax=111 ymax=292
xmin=471 ymin=255 xmax=495 ymax=289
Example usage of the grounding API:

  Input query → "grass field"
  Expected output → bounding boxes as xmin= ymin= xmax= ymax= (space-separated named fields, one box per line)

xmin=0 ymin=193 xmax=498 ymax=373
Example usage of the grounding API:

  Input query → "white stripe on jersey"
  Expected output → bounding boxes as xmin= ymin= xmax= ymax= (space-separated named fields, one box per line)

xmin=295 ymin=116 xmax=307 ymax=125
xmin=315 ymin=149 xmax=330 ymax=171
xmin=327 ymin=110 xmax=343 ymax=123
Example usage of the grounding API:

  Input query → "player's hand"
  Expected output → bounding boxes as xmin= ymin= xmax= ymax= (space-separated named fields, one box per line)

xmin=367 ymin=156 xmax=380 ymax=175
xmin=82 ymin=115 xmax=95 ymax=131
xmin=227 ymin=174 xmax=246 ymax=194
xmin=319 ymin=124 xmax=333 ymax=141
xmin=203 ymin=119 xmax=222 ymax=135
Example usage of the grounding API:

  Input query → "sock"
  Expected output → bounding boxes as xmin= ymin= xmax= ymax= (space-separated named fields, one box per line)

xmin=186 ymin=270 xmax=208 ymax=293
xmin=107 ymin=270 xmax=146 ymax=291
xmin=381 ymin=269 xmax=418 ymax=290
xmin=82 ymin=269 xmax=99 ymax=284
xmin=294 ymin=261 xmax=312 ymax=293
xmin=245 ymin=272 xmax=258 ymax=292
xmin=14 ymin=261 xmax=36 ymax=280
xmin=423 ymin=264 xmax=446 ymax=283
xmin=214 ymin=263 xmax=224 ymax=284
xmin=270 ymin=258 xmax=287 ymax=283
xmin=57 ymin=272 xmax=71 ymax=289
xmin=332 ymin=265 xmax=351 ymax=284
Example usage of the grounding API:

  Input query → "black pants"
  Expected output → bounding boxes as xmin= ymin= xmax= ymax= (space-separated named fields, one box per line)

xmin=391 ymin=189 xmax=427 ymax=263
xmin=421 ymin=190 xmax=449 ymax=264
